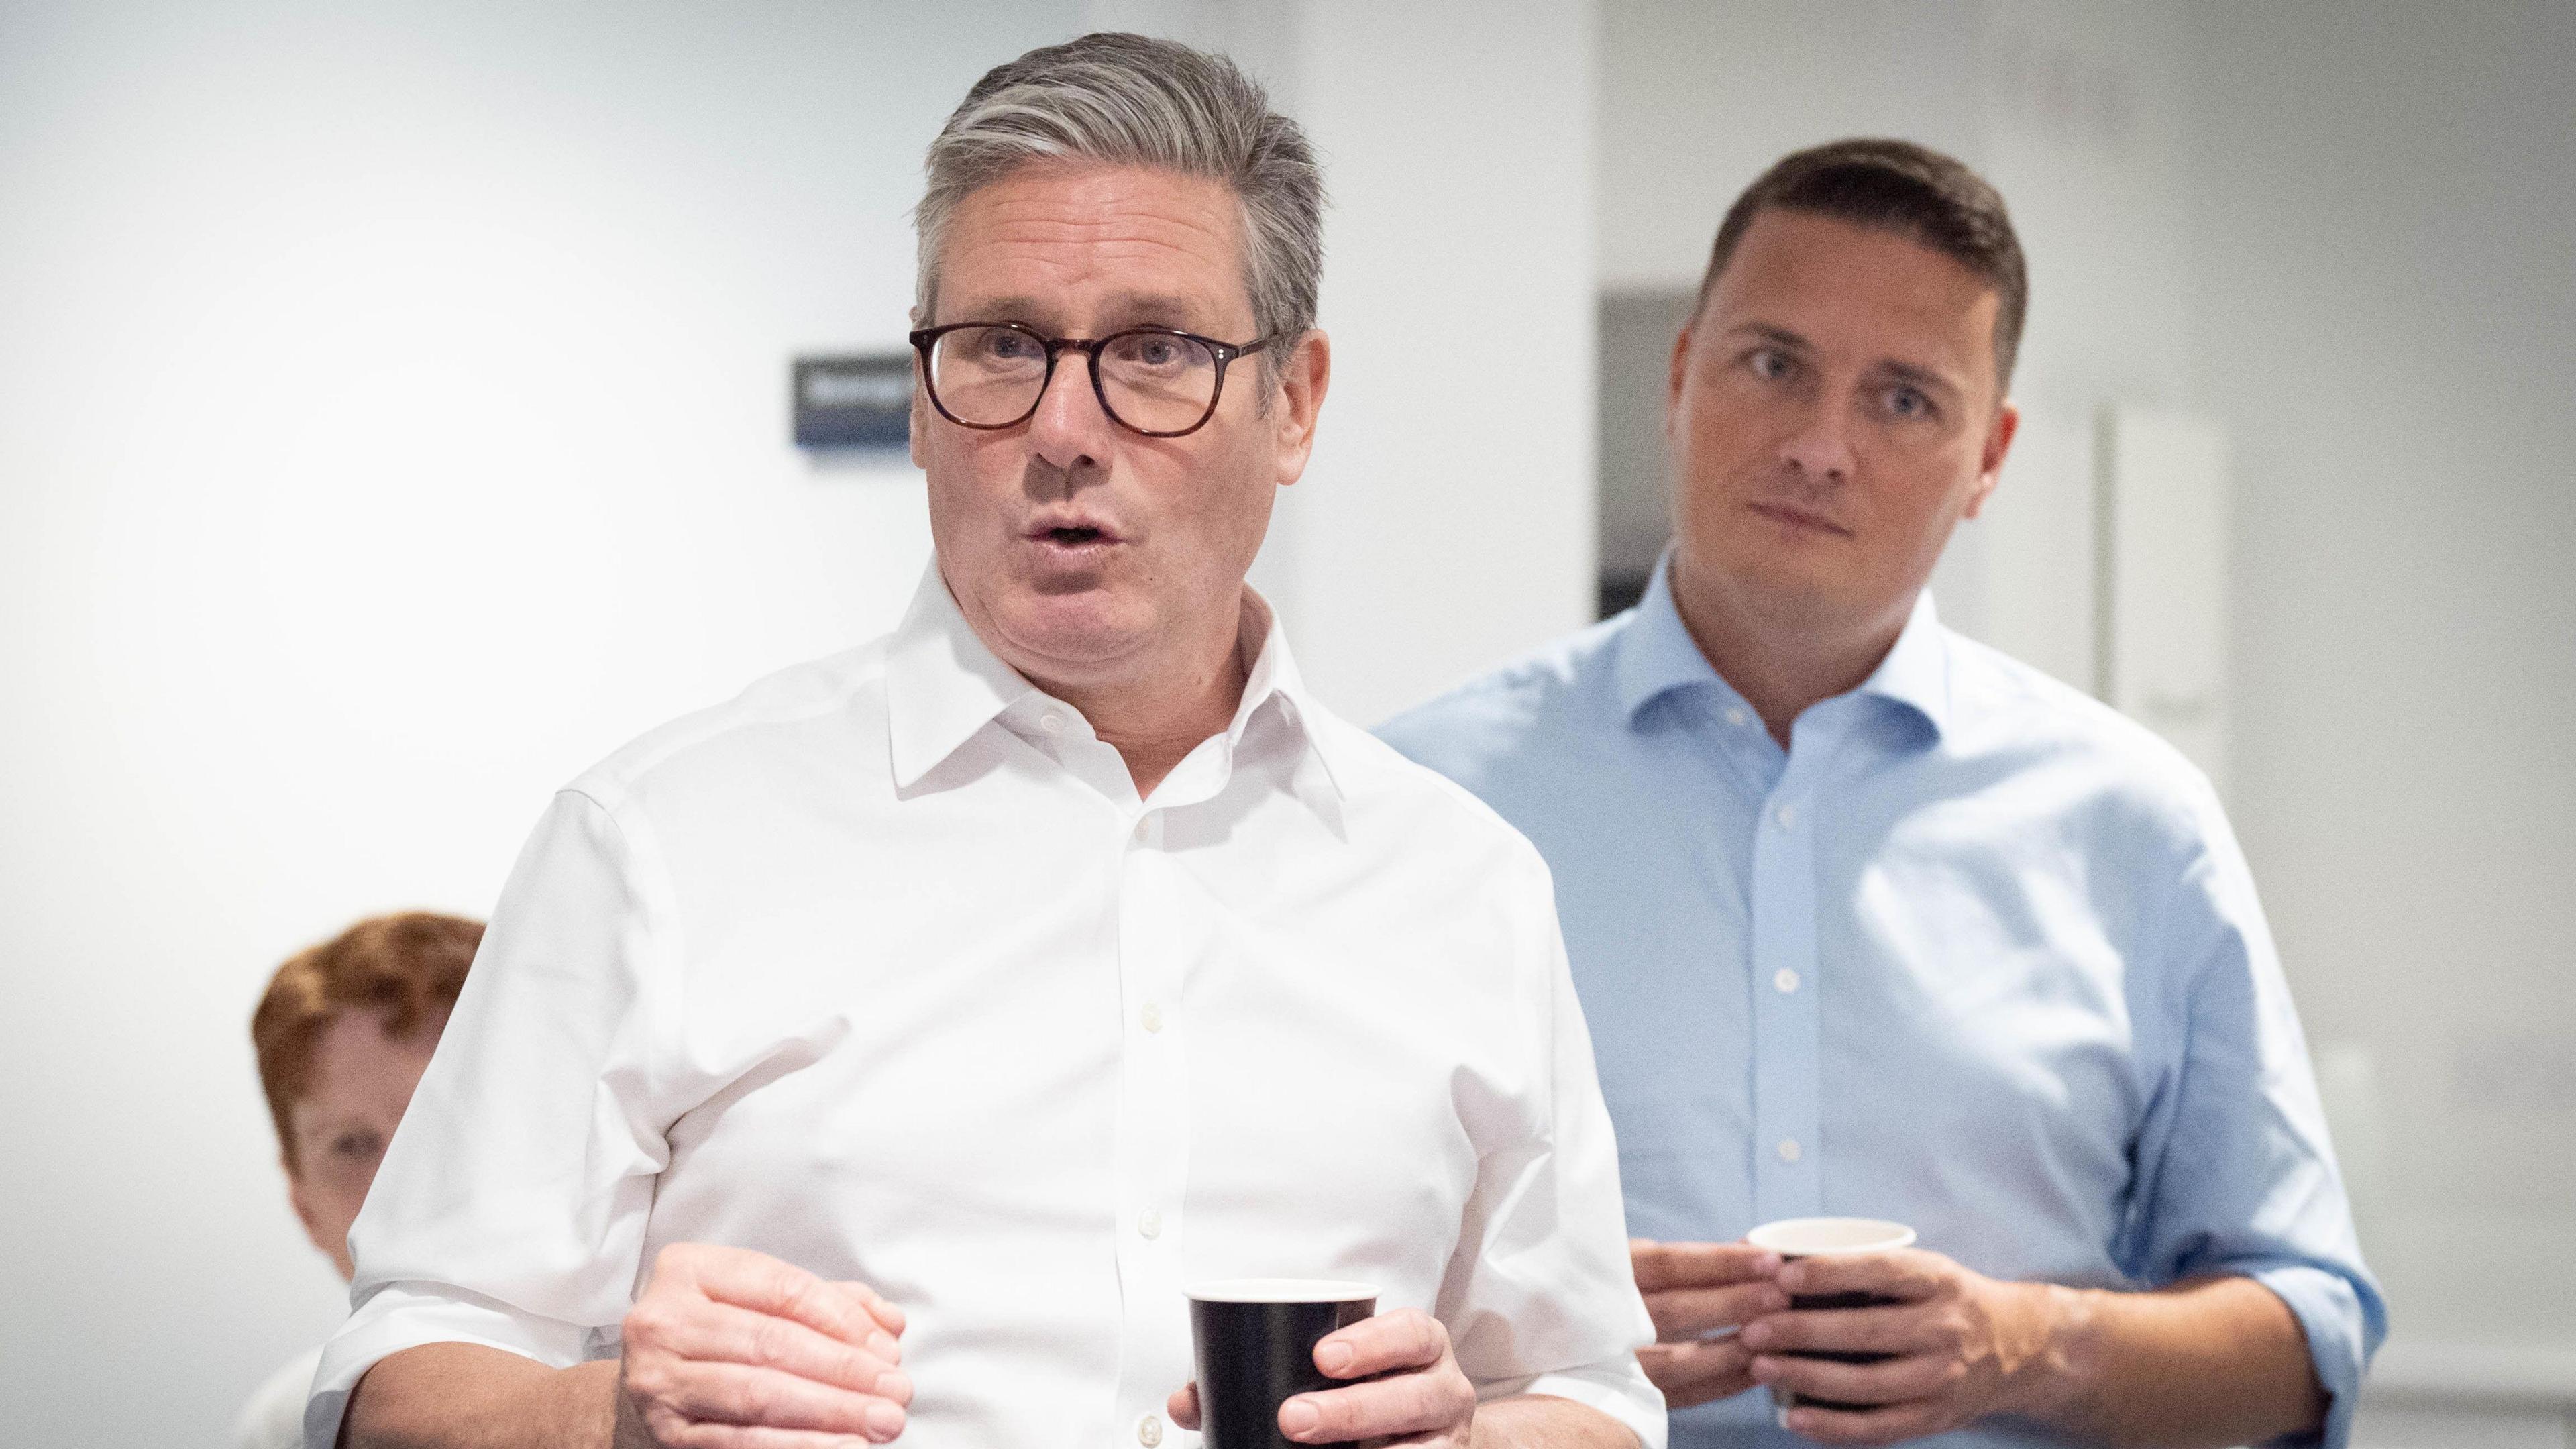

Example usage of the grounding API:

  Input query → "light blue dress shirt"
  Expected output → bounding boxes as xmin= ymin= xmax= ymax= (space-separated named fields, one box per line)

xmin=1381 ymin=561 xmax=2385 ymax=1449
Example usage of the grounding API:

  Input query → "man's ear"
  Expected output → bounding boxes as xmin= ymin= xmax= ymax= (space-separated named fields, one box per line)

xmin=1665 ymin=321 xmax=1697 ymax=445
xmin=1269 ymin=328 xmax=1333 ymax=489
xmin=1962 ymin=398 xmax=2020 ymax=521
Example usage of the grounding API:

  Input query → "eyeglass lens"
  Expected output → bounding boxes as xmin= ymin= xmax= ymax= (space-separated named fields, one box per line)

xmin=926 ymin=326 xmax=1224 ymax=433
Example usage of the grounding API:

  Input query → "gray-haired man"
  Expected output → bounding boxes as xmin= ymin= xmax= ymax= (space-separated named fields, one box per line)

xmin=319 ymin=33 xmax=1660 ymax=1449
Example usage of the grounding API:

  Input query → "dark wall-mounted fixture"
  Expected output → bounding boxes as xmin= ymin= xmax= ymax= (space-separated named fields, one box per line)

xmin=792 ymin=354 xmax=914 ymax=449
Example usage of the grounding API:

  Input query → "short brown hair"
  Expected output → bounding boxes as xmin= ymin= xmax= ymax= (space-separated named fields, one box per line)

xmin=1695 ymin=138 xmax=2028 ymax=386
xmin=250 ymin=911 xmax=481 ymax=1172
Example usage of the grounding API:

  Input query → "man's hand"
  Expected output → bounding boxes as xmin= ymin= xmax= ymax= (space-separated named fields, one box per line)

xmin=1167 ymin=1308 xmax=1478 ymax=1446
xmin=614 ymin=1242 xmax=912 ymax=1448
xmin=1739 ymin=1247 xmax=2055 ymax=1446
xmin=1629 ymin=1238 xmax=1790 ymax=1408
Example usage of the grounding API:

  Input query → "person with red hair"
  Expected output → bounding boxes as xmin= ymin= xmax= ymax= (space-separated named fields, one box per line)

xmin=233 ymin=911 xmax=481 ymax=1449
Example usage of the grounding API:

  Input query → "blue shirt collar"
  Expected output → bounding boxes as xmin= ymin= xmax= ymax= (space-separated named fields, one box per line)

xmin=1614 ymin=553 xmax=1951 ymax=743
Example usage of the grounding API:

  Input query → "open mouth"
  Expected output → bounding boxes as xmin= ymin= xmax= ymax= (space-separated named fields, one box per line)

xmin=1028 ymin=513 xmax=1120 ymax=551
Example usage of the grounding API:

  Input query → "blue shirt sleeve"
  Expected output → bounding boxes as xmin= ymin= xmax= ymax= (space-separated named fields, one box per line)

xmin=2122 ymin=795 xmax=2389 ymax=1449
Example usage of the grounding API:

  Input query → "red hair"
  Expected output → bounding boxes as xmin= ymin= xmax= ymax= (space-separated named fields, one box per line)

xmin=250 ymin=911 xmax=480 ymax=1171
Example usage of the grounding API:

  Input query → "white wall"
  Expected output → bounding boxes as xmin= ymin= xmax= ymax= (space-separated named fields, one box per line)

xmin=1596 ymin=0 xmax=1978 ymax=294
xmin=0 ymin=3 xmax=1077 ymax=1441
xmin=2182 ymin=0 xmax=2576 ymax=1358
xmin=1277 ymin=0 xmax=1599 ymax=720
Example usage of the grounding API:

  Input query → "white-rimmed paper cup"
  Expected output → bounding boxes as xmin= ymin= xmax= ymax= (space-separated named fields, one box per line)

xmin=1745 ymin=1218 xmax=1918 ymax=1412
xmin=1745 ymin=1216 xmax=1917 ymax=1258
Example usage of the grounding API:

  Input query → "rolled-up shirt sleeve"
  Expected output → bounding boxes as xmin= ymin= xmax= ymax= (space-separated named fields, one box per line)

xmin=305 ymin=787 xmax=676 ymax=1449
xmin=1438 ymin=848 xmax=1664 ymax=1449
xmin=2125 ymin=798 xmax=2387 ymax=1449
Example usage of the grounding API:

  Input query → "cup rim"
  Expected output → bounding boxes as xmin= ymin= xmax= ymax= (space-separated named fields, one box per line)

xmin=1744 ymin=1216 xmax=1917 ymax=1256
xmin=1185 ymin=1277 xmax=1381 ymax=1304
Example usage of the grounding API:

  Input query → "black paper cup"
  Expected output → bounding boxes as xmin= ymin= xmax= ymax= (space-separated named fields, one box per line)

xmin=1187 ymin=1278 xmax=1379 ymax=1449
xmin=1745 ymin=1217 xmax=1917 ymax=1413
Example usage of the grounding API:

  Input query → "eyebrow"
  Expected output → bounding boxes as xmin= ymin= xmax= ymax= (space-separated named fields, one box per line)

xmin=1726 ymin=322 xmax=1813 ymax=353
xmin=1874 ymin=358 xmax=1962 ymax=398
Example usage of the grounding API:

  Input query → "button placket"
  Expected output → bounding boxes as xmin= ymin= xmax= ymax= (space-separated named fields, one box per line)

xmin=1749 ymin=773 xmax=1824 ymax=1226
xmin=1107 ymin=833 xmax=1193 ymax=1436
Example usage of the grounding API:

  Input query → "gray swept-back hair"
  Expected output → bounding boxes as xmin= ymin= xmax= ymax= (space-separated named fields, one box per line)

xmin=915 ymin=32 xmax=1324 ymax=353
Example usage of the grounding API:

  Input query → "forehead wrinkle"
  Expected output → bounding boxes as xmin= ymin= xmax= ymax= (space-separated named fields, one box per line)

xmin=955 ymin=229 xmax=1235 ymax=288
xmin=973 ymin=186 xmax=1237 ymax=246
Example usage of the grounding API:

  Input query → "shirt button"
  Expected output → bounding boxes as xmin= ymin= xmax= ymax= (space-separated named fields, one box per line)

xmin=1777 ymin=1138 xmax=1803 ymax=1163
xmin=1133 ymin=818 xmax=1152 ymax=843
xmin=1039 ymin=710 xmax=1066 ymax=735
xmin=1140 ymin=1002 xmax=1164 ymax=1033
xmin=1138 ymin=1415 xmax=1165 ymax=1447
xmin=1774 ymin=967 xmax=1800 ymax=994
xmin=1137 ymin=1208 xmax=1162 ymax=1239
xmin=1725 ymin=706 xmax=1748 ymax=727
xmin=1773 ymin=802 xmax=1799 ymax=830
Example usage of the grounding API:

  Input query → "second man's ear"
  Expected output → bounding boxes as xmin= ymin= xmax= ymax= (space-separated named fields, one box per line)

xmin=1961 ymin=400 xmax=2020 ymax=521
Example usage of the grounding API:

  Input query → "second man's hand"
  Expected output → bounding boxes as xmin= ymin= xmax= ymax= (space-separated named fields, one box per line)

xmin=614 ymin=1242 xmax=913 ymax=1448
xmin=1630 ymin=1238 xmax=1791 ymax=1408
xmin=1167 ymin=1307 xmax=1479 ymax=1446
xmin=1739 ymin=1247 xmax=2058 ymax=1446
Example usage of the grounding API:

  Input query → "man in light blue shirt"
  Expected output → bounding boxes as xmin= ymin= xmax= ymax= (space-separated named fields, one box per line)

xmin=1382 ymin=139 xmax=2383 ymax=1448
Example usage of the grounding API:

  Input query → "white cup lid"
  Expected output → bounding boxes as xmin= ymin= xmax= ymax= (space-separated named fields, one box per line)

xmin=1185 ymin=1277 xmax=1380 ymax=1304
xmin=1744 ymin=1216 xmax=1917 ymax=1256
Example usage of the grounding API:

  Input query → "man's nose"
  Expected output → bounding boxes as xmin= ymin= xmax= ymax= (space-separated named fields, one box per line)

xmin=1026 ymin=350 xmax=1116 ymax=473
xmin=1776 ymin=402 xmax=1857 ymax=484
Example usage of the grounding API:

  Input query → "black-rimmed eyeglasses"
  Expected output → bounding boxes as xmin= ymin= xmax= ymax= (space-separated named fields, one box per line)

xmin=907 ymin=322 xmax=1275 ymax=439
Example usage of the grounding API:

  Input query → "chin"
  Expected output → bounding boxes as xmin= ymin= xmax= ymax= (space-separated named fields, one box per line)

xmin=994 ymin=592 xmax=1154 ymax=672
xmin=1713 ymin=555 xmax=1860 ymax=619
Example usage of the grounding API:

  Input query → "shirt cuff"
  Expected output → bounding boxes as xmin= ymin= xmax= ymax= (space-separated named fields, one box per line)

xmin=303 ymin=1282 xmax=595 ymax=1449
xmin=1492 ymin=1361 xmax=1669 ymax=1449
xmin=2249 ymin=1263 xmax=2373 ymax=1449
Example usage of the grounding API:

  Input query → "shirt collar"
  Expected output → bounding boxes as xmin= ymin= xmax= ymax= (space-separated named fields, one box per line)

xmin=1859 ymin=589 xmax=1951 ymax=743
xmin=1614 ymin=552 xmax=1951 ymax=743
xmin=1613 ymin=554 xmax=1735 ymax=722
xmin=885 ymin=559 xmax=1350 ymax=808
xmin=885 ymin=561 xmax=1046 ymax=790
xmin=1228 ymin=588 xmax=1352 ymax=816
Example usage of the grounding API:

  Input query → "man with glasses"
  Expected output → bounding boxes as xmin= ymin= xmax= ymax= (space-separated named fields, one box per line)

xmin=1385 ymin=139 xmax=2381 ymax=1448
xmin=311 ymin=32 xmax=1658 ymax=1449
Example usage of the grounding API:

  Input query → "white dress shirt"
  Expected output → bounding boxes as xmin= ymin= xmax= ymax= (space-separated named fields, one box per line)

xmin=307 ymin=564 xmax=1660 ymax=1449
